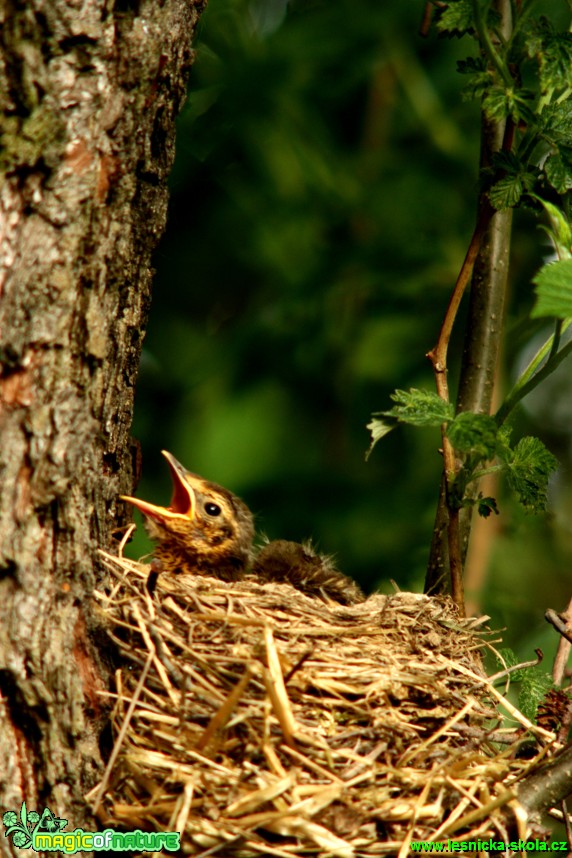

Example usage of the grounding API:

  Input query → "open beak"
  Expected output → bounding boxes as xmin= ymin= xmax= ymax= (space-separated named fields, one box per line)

xmin=121 ymin=450 xmax=197 ymax=522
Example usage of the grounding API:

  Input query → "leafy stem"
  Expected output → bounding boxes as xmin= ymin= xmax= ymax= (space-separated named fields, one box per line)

xmin=495 ymin=319 xmax=572 ymax=424
xmin=465 ymin=463 xmax=504 ymax=483
xmin=549 ymin=318 xmax=563 ymax=360
xmin=472 ymin=0 xmax=514 ymax=88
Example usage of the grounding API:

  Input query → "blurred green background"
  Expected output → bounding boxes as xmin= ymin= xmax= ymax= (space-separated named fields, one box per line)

xmin=129 ymin=0 xmax=572 ymax=663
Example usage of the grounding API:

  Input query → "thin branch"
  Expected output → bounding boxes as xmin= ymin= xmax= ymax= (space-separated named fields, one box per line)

xmin=516 ymin=744 xmax=572 ymax=818
xmin=546 ymin=598 xmax=572 ymax=686
xmin=488 ymin=649 xmax=543 ymax=683
xmin=426 ymin=207 xmax=493 ymax=394
xmin=426 ymin=208 xmax=493 ymax=612
xmin=546 ymin=609 xmax=572 ymax=648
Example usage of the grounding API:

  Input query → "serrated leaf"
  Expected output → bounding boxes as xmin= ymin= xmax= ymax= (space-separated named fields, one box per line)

xmin=545 ymin=152 xmax=572 ymax=194
xmin=482 ymin=86 xmax=535 ymax=124
xmin=519 ymin=672 xmax=555 ymax=723
xmin=447 ymin=412 xmax=498 ymax=458
xmin=488 ymin=170 xmax=536 ymax=210
xmin=491 ymin=150 xmax=522 ymax=173
xmin=539 ymin=33 xmax=572 ymax=93
xmin=457 ymin=56 xmax=486 ymax=75
xmin=366 ymin=389 xmax=454 ymax=460
xmin=436 ymin=0 xmax=474 ymax=35
xmin=482 ymin=85 xmax=512 ymax=121
xmin=504 ymin=436 xmax=558 ymax=512
xmin=525 ymin=17 xmax=553 ymax=60
xmin=365 ymin=416 xmax=396 ymax=460
xmin=488 ymin=175 xmax=524 ymax=209
xmin=461 ymin=72 xmax=493 ymax=101
xmin=531 ymin=258 xmax=572 ymax=318
xmin=382 ymin=388 xmax=454 ymax=426
xmin=533 ymin=197 xmax=572 ymax=259
xmin=543 ymin=100 xmax=572 ymax=144
xmin=496 ymin=647 xmax=519 ymax=674
xmin=477 ymin=495 xmax=499 ymax=517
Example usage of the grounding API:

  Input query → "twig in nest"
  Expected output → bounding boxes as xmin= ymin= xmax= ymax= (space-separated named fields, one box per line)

xmin=488 ymin=648 xmax=543 ymax=684
xmin=148 ymin=625 xmax=184 ymax=686
xmin=89 ymin=650 xmax=154 ymax=817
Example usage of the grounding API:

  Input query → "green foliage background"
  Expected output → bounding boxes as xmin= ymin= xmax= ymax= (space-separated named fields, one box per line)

xmin=130 ymin=0 xmax=572 ymax=659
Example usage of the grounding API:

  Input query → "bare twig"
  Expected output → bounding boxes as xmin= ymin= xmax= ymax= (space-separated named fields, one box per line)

xmin=425 ymin=211 xmax=493 ymax=613
xmin=546 ymin=599 xmax=572 ymax=685
xmin=487 ymin=649 xmax=543 ymax=684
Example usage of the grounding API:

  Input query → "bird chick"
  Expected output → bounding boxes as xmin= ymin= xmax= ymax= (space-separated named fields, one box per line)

xmin=121 ymin=451 xmax=254 ymax=581
xmin=253 ymin=539 xmax=365 ymax=606
xmin=121 ymin=452 xmax=365 ymax=604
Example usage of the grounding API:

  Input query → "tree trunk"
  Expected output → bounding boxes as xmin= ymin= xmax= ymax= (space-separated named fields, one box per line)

xmin=0 ymin=0 xmax=203 ymax=846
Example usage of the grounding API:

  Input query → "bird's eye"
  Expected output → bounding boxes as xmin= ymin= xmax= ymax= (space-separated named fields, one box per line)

xmin=205 ymin=502 xmax=221 ymax=517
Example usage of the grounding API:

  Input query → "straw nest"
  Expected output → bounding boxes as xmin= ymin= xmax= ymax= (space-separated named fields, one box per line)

xmin=90 ymin=551 xmax=555 ymax=856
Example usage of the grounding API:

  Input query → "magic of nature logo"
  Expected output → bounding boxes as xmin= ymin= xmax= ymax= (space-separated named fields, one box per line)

xmin=2 ymin=801 xmax=181 ymax=853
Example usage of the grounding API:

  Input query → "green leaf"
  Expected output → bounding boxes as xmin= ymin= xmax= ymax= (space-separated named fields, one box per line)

xmin=524 ymin=17 xmax=552 ymax=60
xmin=382 ymin=388 xmax=454 ymax=426
xmin=495 ymin=647 xmax=519 ymax=674
xmin=366 ymin=389 xmax=454 ymax=460
xmin=457 ymin=56 xmax=492 ymax=98
xmin=531 ymin=258 xmax=572 ymax=319
xmin=538 ymin=33 xmax=572 ymax=93
xmin=543 ymin=101 xmax=572 ymax=145
xmin=436 ymin=0 xmax=474 ymax=36
xmin=545 ymin=152 xmax=572 ymax=194
xmin=447 ymin=412 xmax=498 ymax=458
xmin=482 ymin=86 xmax=535 ymax=123
xmin=365 ymin=416 xmax=396 ymax=460
xmin=488 ymin=174 xmax=524 ymax=209
xmin=477 ymin=495 xmax=499 ymax=518
xmin=491 ymin=150 xmax=522 ymax=173
xmin=457 ymin=56 xmax=486 ymax=75
xmin=504 ymin=436 xmax=558 ymax=512
xmin=519 ymin=672 xmax=555 ymax=723
xmin=532 ymin=197 xmax=572 ymax=259
xmin=482 ymin=85 xmax=511 ymax=121
xmin=489 ymin=170 xmax=536 ymax=210
xmin=461 ymin=72 xmax=493 ymax=101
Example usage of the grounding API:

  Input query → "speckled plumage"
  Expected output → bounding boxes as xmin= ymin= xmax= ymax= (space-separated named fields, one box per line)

xmin=122 ymin=452 xmax=254 ymax=581
xmin=122 ymin=451 xmax=365 ymax=603
xmin=253 ymin=539 xmax=365 ymax=605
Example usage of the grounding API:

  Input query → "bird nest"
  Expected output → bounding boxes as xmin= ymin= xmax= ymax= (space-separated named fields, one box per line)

xmin=89 ymin=551 xmax=554 ymax=856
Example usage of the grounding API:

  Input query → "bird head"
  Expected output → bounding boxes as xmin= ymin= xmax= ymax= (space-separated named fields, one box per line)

xmin=121 ymin=451 xmax=254 ymax=571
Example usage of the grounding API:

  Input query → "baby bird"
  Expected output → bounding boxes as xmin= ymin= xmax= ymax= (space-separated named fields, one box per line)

xmin=121 ymin=451 xmax=254 ymax=581
xmin=253 ymin=539 xmax=365 ymax=606
xmin=121 ymin=451 xmax=365 ymax=604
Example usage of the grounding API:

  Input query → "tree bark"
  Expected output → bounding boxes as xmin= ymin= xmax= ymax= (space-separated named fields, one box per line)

xmin=0 ymin=0 xmax=203 ymax=846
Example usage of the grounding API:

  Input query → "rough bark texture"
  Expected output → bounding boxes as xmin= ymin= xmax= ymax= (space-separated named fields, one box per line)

xmin=0 ymin=0 xmax=203 ymax=846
